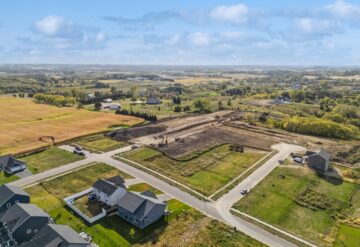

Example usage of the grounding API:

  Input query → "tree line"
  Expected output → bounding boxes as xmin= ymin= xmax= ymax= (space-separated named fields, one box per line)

xmin=115 ymin=109 xmax=157 ymax=122
xmin=33 ymin=93 xmax=76 ymax=107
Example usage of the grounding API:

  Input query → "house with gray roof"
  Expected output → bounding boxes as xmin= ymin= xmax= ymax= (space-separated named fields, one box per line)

xmin=117 ymin=190 xmax=167 ymax=229
xmin=0 ymin=203 xmax=50 ymax=246
xmin=92 ymin=176 xmax=127 ymax=207
xmin=306 ymin=149 xmax=330 ymax=172
xmin=0 ymin=185 xmax=30 ymax=214
xmin=0 ymin=155 xmax=27 ymax=175
xmin=20 ymin=224 xmax=89 ymax=247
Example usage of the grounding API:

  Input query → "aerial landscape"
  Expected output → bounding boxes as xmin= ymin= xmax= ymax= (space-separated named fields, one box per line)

xmin=0 ymin=1 xmax=359 ymax=247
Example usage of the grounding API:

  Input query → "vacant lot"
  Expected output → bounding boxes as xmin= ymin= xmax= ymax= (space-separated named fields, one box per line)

xmin=26 ymin=162 xmax=264 ymax=247
xmin=234 ymin=166 xmax=360 ymax=246
xmin=19 ymin=147 xmax=84 ymax=173
xmin=120 ymin=145 xmax=266 ymax=196
xmin=0 ymin=97 xmax=142 ymax=155
xmin=73 ymin=134 xmax=128 ymax=153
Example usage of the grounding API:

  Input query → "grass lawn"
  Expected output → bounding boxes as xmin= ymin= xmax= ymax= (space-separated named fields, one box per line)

xmin=73 ymin=134 xmax=128 ymax=153
xmin=128 ymin=183 xmax=162 ymax=195
xmin=25 ymin=161 xmax=265 ymax=247
xmin=73 ymin=195 xmax=103 ymax=218
xmin=334 ymin=224 xmax=360 ymax=247
xmin=0 ymin=172 xmax=19 ymax=186
xmin=0 ymin=97 xmax=143 ymax=155
xmin=20 ymin=147 xmax=84 ymax=174
xmin=234 ymin=166 xmax=360 ymax=246
xmin=120 ymin=145 xmax=266 ymax=196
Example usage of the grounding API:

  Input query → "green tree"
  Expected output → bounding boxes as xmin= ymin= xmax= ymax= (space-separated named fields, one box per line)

xmin=194 ymin=99 xmax=210 ymax=113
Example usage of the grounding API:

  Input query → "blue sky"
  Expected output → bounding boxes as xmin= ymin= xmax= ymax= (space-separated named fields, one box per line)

xmin=1 ymin=0 xmax=360 ymax=65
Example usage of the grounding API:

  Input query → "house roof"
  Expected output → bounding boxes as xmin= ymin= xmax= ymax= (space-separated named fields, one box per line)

xmin=0 ymin=203 xmax=49 ymax=232
xmin=310 ymin=149 xmax=330 ymax=160
xmin=0 ymin=155 xmax=25 ymax=169
xmin=117 ymin=191 xmax=166 ymax=220
xmin=106 ymin=175 xmax=125 ymax=187
xmin=0 ymin=185 xmax=29 ymax=207
xmin=93 ymin=178 xmax=125 ymax=196
xmin=20 ymin=224 xmax=88 ymax=247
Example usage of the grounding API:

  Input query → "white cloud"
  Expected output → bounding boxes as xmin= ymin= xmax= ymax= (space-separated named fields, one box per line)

xmin=34 ymin=16 xmax=74 ymax=37
xmin=326 ymin=0 xmax=360 ymax=19
xmin=95 ymin=31 xmax=107 ymax=43
xmin=294 ymin=18 xmax=340 ymax=34
xmin=210 ymin=4 xmax=249 ymax=24
xmin=189 ymin=32 xmax=210 ymax=45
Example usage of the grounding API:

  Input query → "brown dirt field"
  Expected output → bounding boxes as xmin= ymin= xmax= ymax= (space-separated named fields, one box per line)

xmin=0 ymin=97 xmax=143 ymax=155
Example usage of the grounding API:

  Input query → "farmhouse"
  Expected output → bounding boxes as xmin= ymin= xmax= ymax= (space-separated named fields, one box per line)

xmin=0 ymin=155 xmax=27 ymax=175
xmin=20 ymin=224 xmax=89 ymax=247
xmin=0 ymin=185 xmax=30 ymax=214
xmin=0 ymin=203 xmax=50 ymax=246
xmin=101 ymin=102 xmax=121 ymax=110
xmin=117 ymin=190 xmax=167 ymax=229
xmin=306 ymin=150 xmax=330 ymax=172
xmin=92 ymin=176 xmax=127 ymax=207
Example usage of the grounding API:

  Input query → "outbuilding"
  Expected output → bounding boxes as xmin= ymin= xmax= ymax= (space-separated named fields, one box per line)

xmin=306 ymin=150 xmax=330 ymax=172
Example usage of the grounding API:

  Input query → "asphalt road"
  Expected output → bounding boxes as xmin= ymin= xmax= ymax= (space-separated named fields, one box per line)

xmin=10 ymin=143 xmax=309 ymax=247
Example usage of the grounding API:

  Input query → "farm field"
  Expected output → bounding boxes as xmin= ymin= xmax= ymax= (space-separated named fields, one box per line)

xmin=73 ymin=134 xmax=128 ymax=153
xmin=119 ymin=145 xmax=266 ymax=196
xmin=234 ymin=166 xmax=360 ymax=247
xmin=0 ymin=97 xmax=143 ymax=155
xmin=25 ymin=162 xmax=264 ymax=247
xmin=19 ymin=147 xmax=84 ymax=173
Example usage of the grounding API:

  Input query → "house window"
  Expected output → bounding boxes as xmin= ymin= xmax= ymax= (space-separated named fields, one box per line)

xmin=6 ymin=203 xmax=11 ymax=208
xmin=26 ymin=229 xmax=32 ymax=234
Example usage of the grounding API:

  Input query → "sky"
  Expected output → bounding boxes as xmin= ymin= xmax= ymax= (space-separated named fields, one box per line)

xmin=1 ymin=0 xmax=360 ymax=65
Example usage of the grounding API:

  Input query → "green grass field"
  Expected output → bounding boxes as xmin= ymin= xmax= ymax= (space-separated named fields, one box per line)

xmin=73 ymin=134 xmax=128 ymax=153
xmin=120 ymin=145 xmax=266 ymax=196
xmin=128 ymin=183 xmax=162 ymax=195
xmin=20 ymin=147 xmax=84 ymax=174
xmin=334 ymin=224 xmax=360 ymax=247
xmin=0 ymin=172 xmax=19 ymax=186
xmin=26 ymin=162 xmax=265 ymax=247
xmin=234 ymin=166 xmax=360 ymax=246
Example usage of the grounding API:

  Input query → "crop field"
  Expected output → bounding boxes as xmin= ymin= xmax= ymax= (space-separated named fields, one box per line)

xmin=19 ymin=147 xmax=84 ymax=173
xmin=73 ymin=134 xmax=128 ymax=153
xmin=234 ymin=166 xmax=360 ymax=246
xmin=175 ymin=77 xmax=231 ymax=84
xmin=120 ymin=145 xmax=266 ymax=196
xmin=25 ymin=161 xmax=264 ymax=247
xmin=0 ymin=97 xmax=143 ymax=155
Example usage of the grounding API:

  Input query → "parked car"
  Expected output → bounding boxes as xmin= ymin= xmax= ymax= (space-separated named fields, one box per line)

xmin=131 ymin=144 xmax=140 ymax=149
xmin=240 ymin=189 xmax=248 ymax=195
xmin=278 ymin=159 xmax=284 ymax=164
xmin=293 ymin=157 xmax=303 ymax=163
xmin=73 ymin=146 xmax=85 ymax=156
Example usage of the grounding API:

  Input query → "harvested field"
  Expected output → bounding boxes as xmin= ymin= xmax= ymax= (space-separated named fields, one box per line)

xmin=0 ymin=97 xmax=142 ymax=155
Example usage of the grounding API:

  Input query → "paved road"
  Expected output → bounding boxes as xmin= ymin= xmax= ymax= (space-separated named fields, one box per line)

xmin=10 ymin=143 xmax=309 ymax=247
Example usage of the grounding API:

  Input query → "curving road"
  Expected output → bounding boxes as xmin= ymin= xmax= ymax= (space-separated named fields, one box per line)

xmin=10 ymin=143 xmax=312 ymax=247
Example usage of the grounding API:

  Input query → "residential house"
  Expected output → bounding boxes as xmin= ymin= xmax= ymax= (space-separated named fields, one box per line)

xmin=20 ymin=224 xmax=89 ymax=247
xmin=146 ymin=98 xmax=161 ymax=105
xmin=92 ymin=176 xmax=127 ymax=207
xmin=0 ymin=203 xmax=50 ymax=246
xmin=306 ymin=150 xmax=330 ymax=172
xmin=103 ymin=98 xmax=112 ymax=103
xmin=0 ymin=155 xmax=27 ymax=175
xmin=101 ymin=103 xmax=121 ymax=110
xmin=117 ymin=190 xmax=167 ymax=229
xmin=0 ymin=185 xmax=30 ymax=214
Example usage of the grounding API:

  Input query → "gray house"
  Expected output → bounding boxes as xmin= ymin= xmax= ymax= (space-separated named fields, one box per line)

xmin=92 ymin=176 xmax=127 ymax=207
xmin=117 ymin=190 xmax=167 ymax=229
xmin=0 ymin=185 xmax=30 ymax=214
xmin=0 ymin=203 xmax=50 ymax=246
xmin=20 ymin=224 xmax=89 ymax=247
xmin=0 ymin=155 xmax=27 ymax=175
xmin=306 ymin=150 xmax=330 ymax=172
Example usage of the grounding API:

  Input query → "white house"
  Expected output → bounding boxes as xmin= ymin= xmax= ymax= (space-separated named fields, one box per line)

xmin=103 ymin=98 xmax=113 ymax=103
xmin=101 ymin=103 xmax=121 ymax=110
xmin=92 ymin=176 xmax=127 ymax=207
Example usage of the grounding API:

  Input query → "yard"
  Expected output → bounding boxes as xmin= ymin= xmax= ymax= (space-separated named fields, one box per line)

xmin=0 ymin=172 xmax=19 ymax=186
xmin=234 ymin=166 xmax=360 ymax=247
xmin=0 ymin=97 xmax=142 ymax=155
xmin=128 ymin=183 xmax=162 ymax=195
xmin=25 ymin=162 xmax=265 ymax=247
xmin=73 ymin=134 xmax=128 ymax=153
xmin=334 ymin=224 xmax=360 ymax=247
xmin=19 ymin=147 xmax=84 ymax=173
xmin=119 ymin=145 xmax=266 ymax=196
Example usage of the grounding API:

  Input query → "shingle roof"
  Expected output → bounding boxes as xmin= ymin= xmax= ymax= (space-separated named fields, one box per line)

xmin=117 ymin=191 xmax=165 ymax=220
xmin=93 ymin=179 xmax=124 ymax=196
xmin=311 ymin=150 xmax=330 ymax=160
xmin=106 ymin=176 xmax=125 ymax=187
xmin=0 ymin=155 xmax=25 ymax=169
xmin=20 ymin=224 xmax=88 ymax=247
xmin=0 ymin=203 xmax=49 ymax=232
xmin=0 ymin=185 xmax=29 ymax=207
xmin=140 ymin=190 xmax=157 ymax=199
